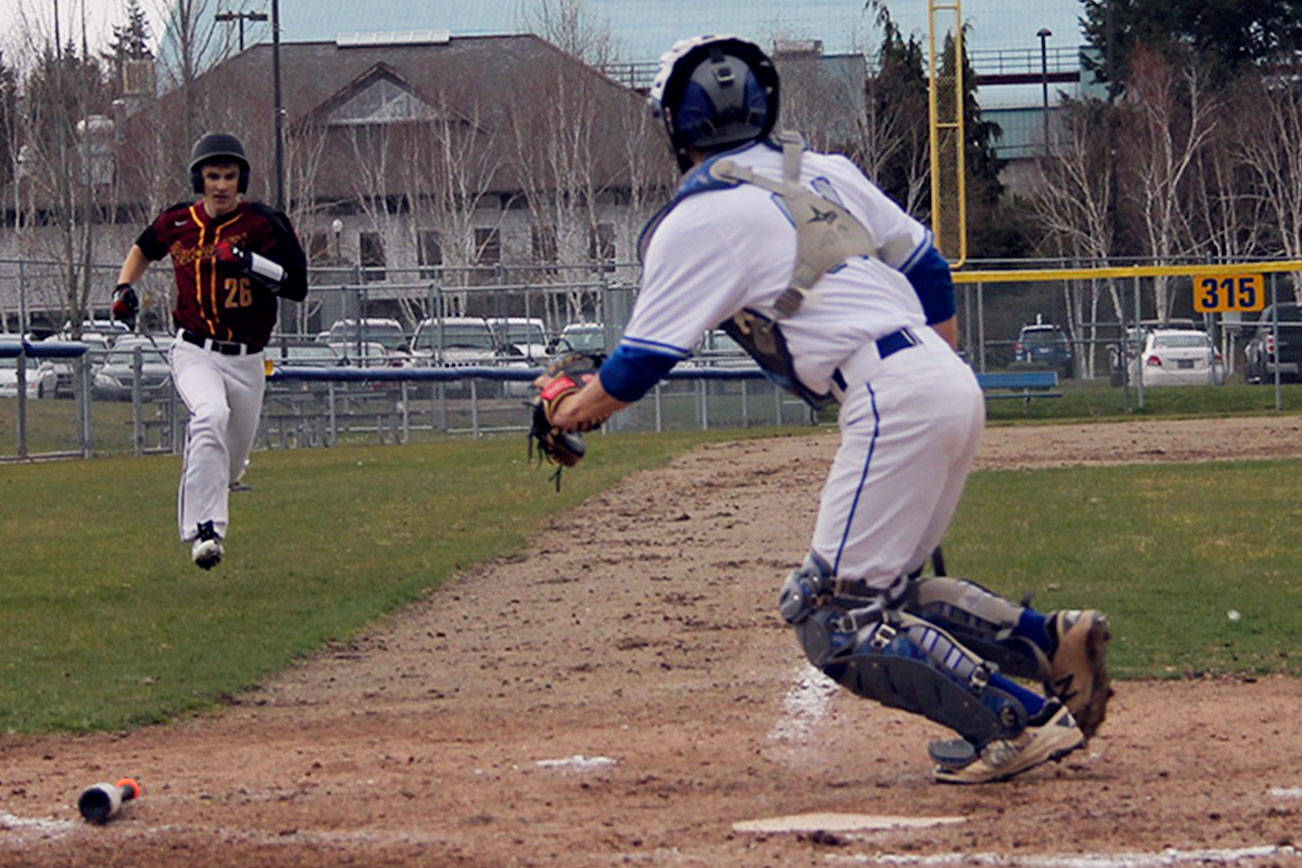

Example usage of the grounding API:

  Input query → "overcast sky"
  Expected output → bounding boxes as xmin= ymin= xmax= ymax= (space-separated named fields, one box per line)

xmin=0 ymin=0 xmax=1086 ymax=64
xmin=0 ymin=0 xmax=149 ymax=60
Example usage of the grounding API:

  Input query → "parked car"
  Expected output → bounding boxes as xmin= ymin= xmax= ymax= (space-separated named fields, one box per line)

xmin=93 ymin=339 xmax=172 ymax=400
xmin=1108 ymin=319 xmax=1198 ymax=387
xmin=0 ymin=355 xmax=57 ymax=398
xmin=37 ymin=333 xmax=111 ymax=398
xmin=1013 ymin=322 xmax=1073 ymax=378
xmin=61 ymin=319 xmax=129 ymax=340
xmin=409 ymin=317 xmax=498 ymax=367
xmin=412 ymin=316 xmax=514 ymax=396
xmin=549 ymin=322 xmax=607 ymax=356
xmin=269 ymin=342 xmax=341 ymax=368
xmin=688 ymin=329 xmax=751 ymax=368
xmin=1137 ymin=329 xmax=1224 ymax=387
xmin=330 ymin=340 xmax=394 ymax=368
xmin=1243 ymin=302 xmax=1302 ymax=384
xmin=325 ymin=318 xmax=409 ymax=364
xmin=487 ymin=316 xmax=548 ymax=362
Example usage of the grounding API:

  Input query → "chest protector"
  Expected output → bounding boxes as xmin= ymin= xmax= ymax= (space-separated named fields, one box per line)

xmin=711 ymin=132 xmax=879 ymax=408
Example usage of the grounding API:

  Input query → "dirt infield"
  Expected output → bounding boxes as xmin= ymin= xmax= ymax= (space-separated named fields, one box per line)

xmin=3 ymin=417 xmax=1301 ymax=866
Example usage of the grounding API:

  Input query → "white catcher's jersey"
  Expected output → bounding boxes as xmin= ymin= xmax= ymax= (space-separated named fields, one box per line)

xmin=625 ymin=141 xmax=934 ymax=393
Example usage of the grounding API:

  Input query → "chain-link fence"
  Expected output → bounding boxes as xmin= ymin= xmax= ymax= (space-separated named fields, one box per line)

xmin=5 ymin=256 xmax=1301 ymax=460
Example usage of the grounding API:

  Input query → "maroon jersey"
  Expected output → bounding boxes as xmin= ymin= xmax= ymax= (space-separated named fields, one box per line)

xmin=136 ymin=200 xmax=307 ymax=348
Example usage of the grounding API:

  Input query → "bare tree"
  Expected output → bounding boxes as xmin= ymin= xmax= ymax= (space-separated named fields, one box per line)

xmin=858 ymin=8 xmax=932 ymax=215
xmin=1238 ymin=72 xmax=1302 ymax=300
xmin=8 ymin=2 xmax=113 ymax=337
xmin=513 ymin=0 xmax=633 ymax=325
xmin=1028 ymin=100 xmax=1120 ymax=376
xmin=1186 ymin=82 xmax=1268 ymax=267
xmin=153 ymin=0 xmax=231 ymax=151
xmin=517 ymin=0 xmax=620 ymax=65
xmin=281 ymin=121 xmax=330 ymax=332
xmin=613 ymin=88 xmax=675 ymax=269
xmin=397 ymin=96 xmax=509 ymax=320
xmin=775 ymin=48 xmax=858 ymax=154
xmin=506 ymin=52 xmax=619 ymax=324
xmin=1118 ymin=45 xmax=1220 ymax=318
xmin=341 ymin=122 xmax=402 ymax=293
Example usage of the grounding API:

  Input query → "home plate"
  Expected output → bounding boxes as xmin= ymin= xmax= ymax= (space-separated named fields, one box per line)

xmin=732 ymin=813 xmax=967 ymax=834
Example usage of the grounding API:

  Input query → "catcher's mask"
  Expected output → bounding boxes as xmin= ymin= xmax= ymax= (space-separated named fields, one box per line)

xmin=648 ymin=35 xmax=779 ymax=172
xmin=189 ymin=132 xmax=250 ymax=194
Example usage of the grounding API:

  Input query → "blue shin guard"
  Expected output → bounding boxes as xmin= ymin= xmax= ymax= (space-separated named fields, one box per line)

xmin=794 ymin=608 xmax=1030 ymax=747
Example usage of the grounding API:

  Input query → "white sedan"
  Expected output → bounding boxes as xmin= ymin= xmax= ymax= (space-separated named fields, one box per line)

xmin=0 ymin=355 xmax=58 ymax=398
xmin=1139 ymin=329 xmax=1224 ymax=387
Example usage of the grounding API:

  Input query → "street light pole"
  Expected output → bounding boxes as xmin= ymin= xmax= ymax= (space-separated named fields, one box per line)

xmin=272 ymin=0 xmax=285 ymax=213
xmin=1037 ymin=28 xmax=1052 ymax=156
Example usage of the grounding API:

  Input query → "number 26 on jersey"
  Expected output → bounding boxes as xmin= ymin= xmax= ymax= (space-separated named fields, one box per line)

xmin=224 ymin=277 xmax=254 ymax=308
xmin=1194 ymin=273 xmax=1265 ymax=313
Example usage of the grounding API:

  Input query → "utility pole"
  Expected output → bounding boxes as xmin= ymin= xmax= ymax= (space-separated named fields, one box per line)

xmin=1037 ymin=28 xmax=1052 ymax=156
xmin=272 ymin=0 xmax=285 ymax=212
xmin=214 ymin=9 xmax=268 ymax=53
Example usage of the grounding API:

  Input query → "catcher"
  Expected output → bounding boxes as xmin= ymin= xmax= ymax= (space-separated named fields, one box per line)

xmin=529 ymin=35 xmax=1112 ymax=784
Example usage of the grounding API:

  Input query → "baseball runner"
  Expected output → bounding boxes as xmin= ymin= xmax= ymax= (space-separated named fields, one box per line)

xmin=532 ymin=36 xmax=1112 ymax=783
xmin=112 ymin=132 xmax=307 ymax=570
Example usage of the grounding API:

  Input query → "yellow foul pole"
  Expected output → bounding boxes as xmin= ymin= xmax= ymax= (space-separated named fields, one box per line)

xmin=928 ymin=0 xmax=967 ymax=267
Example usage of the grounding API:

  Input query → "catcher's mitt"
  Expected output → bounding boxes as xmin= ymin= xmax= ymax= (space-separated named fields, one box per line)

xmin=528 ymin=352 xmax=604 ymax=489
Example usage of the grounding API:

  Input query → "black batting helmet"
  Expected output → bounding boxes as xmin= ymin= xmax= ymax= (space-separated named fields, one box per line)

xmin=189 ymin=132 xmax=250 ymax=194
xmin=648 ymin=35 xmax=780 ymax=172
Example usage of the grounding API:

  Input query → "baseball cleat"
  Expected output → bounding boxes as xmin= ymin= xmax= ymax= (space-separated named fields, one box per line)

xmin=928 ymin=736 xmax=977 ymax=769
xmin=191 ymin=521 xmax=223 ymax=570
xmin=931 ymin=701 xmax=1085 ymax=785
xmin=1047 ymin=609 xmax=1113 ymax=739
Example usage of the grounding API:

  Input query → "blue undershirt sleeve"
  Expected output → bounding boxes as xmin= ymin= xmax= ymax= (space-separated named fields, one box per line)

xmin=903 ymin=246 xmax=956 ymax=325
xmin=599 ymin=345 xmax=681 ymax=403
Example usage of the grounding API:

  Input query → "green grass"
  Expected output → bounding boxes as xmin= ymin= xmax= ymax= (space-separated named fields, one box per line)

xmin=2 ymin=426 xmax=1299 ymax=734
xmin=949 ymin=461 xmax=1302 ymax=679
xmin=8 ymin=378 xmax=1302 ymax=457
xmin=983 ymin=376 xmax=1302 ymax=421
xmin=0 ymin=428 xmax=780 ymax=733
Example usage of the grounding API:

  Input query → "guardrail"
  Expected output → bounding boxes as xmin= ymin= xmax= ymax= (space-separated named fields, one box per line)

xmin=0 ymin=340 xmax=90 ymax=460
xmin=265 ymin=364 xmax=811 ymax=441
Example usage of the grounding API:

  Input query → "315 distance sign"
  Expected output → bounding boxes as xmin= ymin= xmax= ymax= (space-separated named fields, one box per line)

xmin=1193 ymin=273 xmax=1266 ymax=313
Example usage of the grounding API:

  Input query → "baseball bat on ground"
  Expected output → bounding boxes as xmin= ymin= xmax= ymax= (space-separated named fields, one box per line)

xmin=78 ymin=777 xmax=141 ymax=823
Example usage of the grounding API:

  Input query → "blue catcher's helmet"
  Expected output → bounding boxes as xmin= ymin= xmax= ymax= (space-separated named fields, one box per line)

xmin=648 ymin=35 xmax=780 ymax=172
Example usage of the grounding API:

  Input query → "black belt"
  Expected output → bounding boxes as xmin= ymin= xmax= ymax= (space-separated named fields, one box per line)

xmin=181 ymin=330 xmax=262 ymax=356
xmin=831 ymin=327 xmax=920 ymax=392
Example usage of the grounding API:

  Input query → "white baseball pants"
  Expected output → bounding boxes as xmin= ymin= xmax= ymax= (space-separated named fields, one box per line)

xmin=811 ymin=327 xmax=985 ymax=587
xmin=171 ymin=338 xmax=265 ymax=542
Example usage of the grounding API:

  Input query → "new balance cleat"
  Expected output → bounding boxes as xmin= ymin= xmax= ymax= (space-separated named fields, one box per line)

xmin=931 ymin=701 xmax=1086 ymax=785
xmin=191 ymin=520 xmax=223 ymax=570
xmin=1048 ymin=609 xmax=1113 ymax=738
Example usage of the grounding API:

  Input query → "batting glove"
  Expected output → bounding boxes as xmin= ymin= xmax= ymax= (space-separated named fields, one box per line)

xmin=111 ymin=283 xmax=138 ymax=328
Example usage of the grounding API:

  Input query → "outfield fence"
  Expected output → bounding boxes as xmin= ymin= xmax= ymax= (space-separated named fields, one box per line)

xmin=0 ymin=350 xmax=811 ymax=461
xmin=4 ymin=256 xmax=1302 ymax=461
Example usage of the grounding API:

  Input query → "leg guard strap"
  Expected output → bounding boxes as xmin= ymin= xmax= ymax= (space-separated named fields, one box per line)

xmin=795 ymin=609 xmax=1027 ymax=747
xmin=908 ymin=576 xmax=1050 ymax=681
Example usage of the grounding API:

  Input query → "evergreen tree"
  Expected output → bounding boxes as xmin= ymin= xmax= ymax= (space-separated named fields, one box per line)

xmin=106 ymin=0 xmax=155 ymax=63
xmin=941 ymin=31 xmax=1029 ymax=258
xmin=1081 ymin=0 xmax=1302 ymax=86
xmin=25 ymin=41 xmax=110 ymax=149
xmin=866 ymin=10 xmax=929 ymax=212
